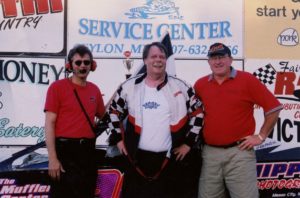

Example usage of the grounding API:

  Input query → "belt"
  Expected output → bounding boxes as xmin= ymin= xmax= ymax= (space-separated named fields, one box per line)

xmin=56 ymin=137 xmax=95 ymax=145
xmin=206 ymin=140 xmax=244 ymax=149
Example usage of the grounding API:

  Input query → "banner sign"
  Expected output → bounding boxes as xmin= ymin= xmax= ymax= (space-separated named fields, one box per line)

xmin=68 ymin=0 xmax=243 ymax=58
xmin=0 ymin=1 xmax=299 ymax=197
xmin=0 ymin=58 xmax=65 ymax=145
xmin=245 ymin=59 xmax=300 ymax=197
xmin=245 ymin=0 xmax=300 ymax=59
xmin=0 ymin=0 xmax=66 ymax=54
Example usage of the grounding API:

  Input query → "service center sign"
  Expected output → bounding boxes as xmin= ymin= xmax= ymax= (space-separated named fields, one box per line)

xmin=68 ymin=0 xmax=243 ymax=59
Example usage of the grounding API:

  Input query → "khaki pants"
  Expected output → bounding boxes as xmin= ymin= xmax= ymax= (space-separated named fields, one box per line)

xmin=199 ymin=145 xmax=259 ymax=198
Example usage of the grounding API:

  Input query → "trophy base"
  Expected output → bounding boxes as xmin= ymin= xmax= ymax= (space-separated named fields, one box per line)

xmin=126 ymin=74 xmax=132 ymax=79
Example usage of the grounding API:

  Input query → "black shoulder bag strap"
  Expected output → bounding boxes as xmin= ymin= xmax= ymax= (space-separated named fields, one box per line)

xmin=73 ymin=89 xmax=96 ymax=134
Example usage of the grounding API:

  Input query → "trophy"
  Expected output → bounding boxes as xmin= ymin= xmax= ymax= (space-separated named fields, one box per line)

xmin=123 ymin=51 xmax=134 ymax=79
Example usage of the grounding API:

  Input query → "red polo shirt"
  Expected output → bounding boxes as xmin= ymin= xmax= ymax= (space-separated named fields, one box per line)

xmin=194 ymin=68 xmax=281 ymax=145
xmin=44 ymin=78 xmax=105 ymax=138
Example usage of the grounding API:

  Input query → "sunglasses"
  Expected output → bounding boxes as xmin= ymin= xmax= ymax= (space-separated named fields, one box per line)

xmin=74 ymin=60 xmax=91 ymax=66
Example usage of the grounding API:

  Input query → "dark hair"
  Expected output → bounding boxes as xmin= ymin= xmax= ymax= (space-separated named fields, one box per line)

xmin=67 ymin=44 xmax=93 ymax=63
xmin=142 ymin=42 xmax=168 ymax=60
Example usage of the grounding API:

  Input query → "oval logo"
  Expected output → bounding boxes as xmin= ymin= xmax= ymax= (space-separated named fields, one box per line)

xmin=277 ymin=28 xmax=299 ymax=46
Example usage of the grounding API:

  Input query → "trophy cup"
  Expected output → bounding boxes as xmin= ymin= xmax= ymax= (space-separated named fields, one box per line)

xmin=123 ymin=51 xmax=134 ymax=79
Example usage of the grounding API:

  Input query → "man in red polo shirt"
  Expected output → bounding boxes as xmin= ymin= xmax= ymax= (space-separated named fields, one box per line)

xmin=44 ymin=45 xmax=105 ymax=198
xmin=194 ymin=43 xmax=282 ymax=198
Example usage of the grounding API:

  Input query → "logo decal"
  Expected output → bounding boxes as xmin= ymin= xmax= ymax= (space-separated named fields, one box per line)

xmin=125 ymin=0 xmax=183 ymax=20
xmin=174 ymin=91 xmax=182 ymax=97
xmin=90 ymin=96 xmax=96 ymax=103
xmin=253 ymin=64 xmax=277 ymax=85
xmin=253 ymin=64 xmax=300 ymax=102
xmin=277 ymin=28 xmax=299 ymax=46
xmin=143 ymin=101 xmax=160 ymax=109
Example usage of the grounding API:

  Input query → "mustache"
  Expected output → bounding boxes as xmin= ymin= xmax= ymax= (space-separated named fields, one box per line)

xmin=72 ymin=69 xmax=88 ymax=74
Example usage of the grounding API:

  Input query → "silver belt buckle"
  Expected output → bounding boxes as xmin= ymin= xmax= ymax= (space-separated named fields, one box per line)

xmin=79 ymin=139 xmax=85 ymax=144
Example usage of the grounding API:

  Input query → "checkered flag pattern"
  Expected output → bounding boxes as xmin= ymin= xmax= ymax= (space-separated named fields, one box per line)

xmin=253 ymin=64 xmax=277 ymax=85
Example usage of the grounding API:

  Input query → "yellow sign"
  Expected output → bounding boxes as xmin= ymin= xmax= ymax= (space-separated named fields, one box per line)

xmin=245 ymin=0 xmax=300 ymax=59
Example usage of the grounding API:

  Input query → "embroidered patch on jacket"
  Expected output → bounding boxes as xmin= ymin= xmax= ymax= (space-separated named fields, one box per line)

xmin=174 ymin=91 xmax=183 ymax=97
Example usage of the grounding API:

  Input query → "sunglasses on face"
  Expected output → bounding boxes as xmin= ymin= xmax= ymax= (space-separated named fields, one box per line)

xmin=74 ymin=60 xmax=91 ymax=66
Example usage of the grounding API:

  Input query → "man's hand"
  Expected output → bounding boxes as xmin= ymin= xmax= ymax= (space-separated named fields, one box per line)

xmin=173 ymin=144 xmax=191 ymax=161
xmin=238 ymin=135 xmax=264 ymax=150
xmin=48 ymin=157 xmax=65 ymax=180
xmin=117 ymin=140 xmax=128 ymax=156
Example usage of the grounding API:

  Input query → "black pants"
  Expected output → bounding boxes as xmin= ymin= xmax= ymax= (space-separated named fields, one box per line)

xmin=121 ymin=149 xmax=201 ymax=198
xmin=51 ymin=138 xmax=97 ymax=198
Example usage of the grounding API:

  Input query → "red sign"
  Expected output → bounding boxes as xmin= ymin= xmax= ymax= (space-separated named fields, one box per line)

xmin=0 ymin=0 xmax=63 ymax=17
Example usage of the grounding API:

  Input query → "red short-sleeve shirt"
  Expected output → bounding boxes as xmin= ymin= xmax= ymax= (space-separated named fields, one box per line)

xmin=194 ymin=69 xmax=281 ymax=145
xmin=44 ymin=78 xmax=105 ymax=138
